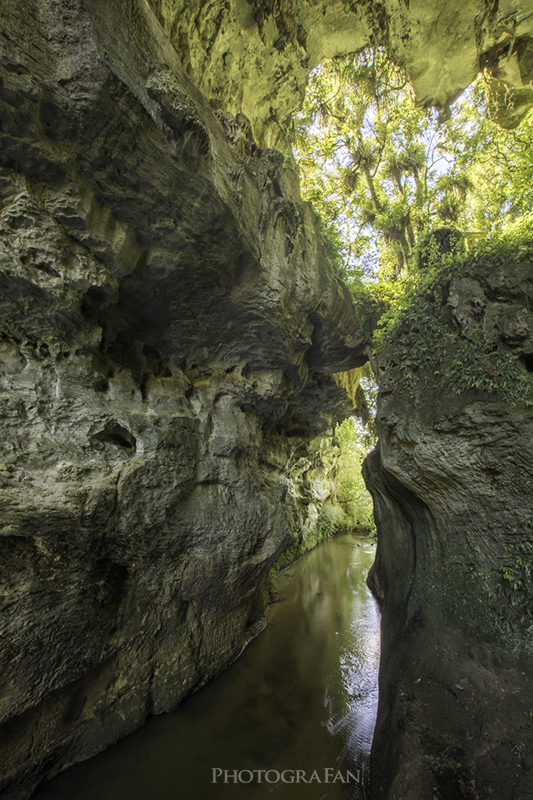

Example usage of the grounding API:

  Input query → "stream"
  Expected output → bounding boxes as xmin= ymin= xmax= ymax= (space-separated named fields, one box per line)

xmin=35 ymin=535 xmax=380 ymax=800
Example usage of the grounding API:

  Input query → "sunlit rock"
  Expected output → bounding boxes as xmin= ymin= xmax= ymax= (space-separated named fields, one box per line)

xmin=149 ymin=0 xmax=533 ymax=146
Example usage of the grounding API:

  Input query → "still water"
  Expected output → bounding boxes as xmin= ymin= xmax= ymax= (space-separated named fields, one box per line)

xmin=36 ymin=535 xmax=380 ymax=800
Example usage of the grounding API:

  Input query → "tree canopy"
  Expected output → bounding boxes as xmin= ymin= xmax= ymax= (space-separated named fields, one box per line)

xmin=293 ymin=47 xmax=533 ymax=285
xmin=293 ymin=47 xmax=533 ymax=518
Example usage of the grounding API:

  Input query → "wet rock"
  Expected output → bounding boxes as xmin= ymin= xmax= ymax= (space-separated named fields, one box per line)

xmin=1 ymin=0 xmax=533 ymax=798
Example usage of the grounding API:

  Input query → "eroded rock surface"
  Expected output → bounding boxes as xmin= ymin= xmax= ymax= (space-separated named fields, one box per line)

xmin=2 ymin=0 xmax=533 ymax=799
xmin=0 ymin=1 xmax=370 ymax=796
xmin=149 ymin=0 xmax=533 ymax=146
xmin=365 ymin=244 xmax=533 ymax=799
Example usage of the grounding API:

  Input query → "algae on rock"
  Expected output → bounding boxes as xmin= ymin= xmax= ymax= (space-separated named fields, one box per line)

xmin=149 ymin=0 xmax=533 ymax=148
xmin=0 ymin=1 xmax=369 ymax=796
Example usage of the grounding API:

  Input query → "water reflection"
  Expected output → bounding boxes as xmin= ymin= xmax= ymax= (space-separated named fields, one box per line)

xmin=36 ymin=535 xmax=380 ymax=800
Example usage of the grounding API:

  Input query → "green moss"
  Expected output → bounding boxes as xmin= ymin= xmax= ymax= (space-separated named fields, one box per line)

xmin=373 ymin=222 xmax=533 ymax=408
xmin=335 ymin=417 xmax=376 ymax=532
xmin=270 ymin=518 xmax=335 ymax=579
xmin=485 ymin=518 xmax=533 ymax=635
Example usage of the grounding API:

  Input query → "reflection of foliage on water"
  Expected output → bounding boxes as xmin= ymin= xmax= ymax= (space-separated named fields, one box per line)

xmin=37 ymin=537 xmax=379 ymax=800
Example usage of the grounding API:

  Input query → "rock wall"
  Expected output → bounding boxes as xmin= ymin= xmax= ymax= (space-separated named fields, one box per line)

xmin=149 ymin=0 xmax=533 ymax=147
xmin=365 ymin=241 xmax=533 ymax=799
xmin=0 ymin=1 xmax=370 ymax=796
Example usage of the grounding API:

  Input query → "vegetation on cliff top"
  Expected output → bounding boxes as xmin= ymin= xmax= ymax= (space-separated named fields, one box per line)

xmin=294 ymin=47 xmax=533 ymax=402
xmin=292 ymin=46 xmax=533 ymax=531
xmin=373 ymin=218 xmax=533 ymax=406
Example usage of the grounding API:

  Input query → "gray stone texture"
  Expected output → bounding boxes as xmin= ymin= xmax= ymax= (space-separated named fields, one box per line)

xmin=0 ymin=1 xmax=369 ymax=796
xmin=365 ymin=252 xmax=533 ymax=799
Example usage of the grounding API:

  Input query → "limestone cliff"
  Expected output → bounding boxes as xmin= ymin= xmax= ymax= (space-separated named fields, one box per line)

xmin=365 ymin=238 xmax=533 ymax=799
xmin=149 ymin=0 xmax=533 ymax=146
xmin=0 ymin=1 xmax=369 ymax=796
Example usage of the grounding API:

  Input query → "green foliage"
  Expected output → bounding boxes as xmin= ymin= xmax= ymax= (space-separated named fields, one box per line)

xmin=318 ymin=214 xmax=347 ymax=278
xmin=294 ymin=47 xmax=436 ymax=280
xmin=335 ymin=417 xmax=376 ymax=533
xmin=372 ymin=222 xmax=533 ymax=406
xmin=451 ymin=77 xmax=533 ymax=234
xmin=267 ymin=415 xmax=378 ymax=593
xmin=295 ymin=46 xmax=533 ymax=417
xmin=291 ymin=49 xmax=533 ymax=605
xmin=294 ymin=48 xmax=533 ymax=285
xmin=487 ymin=518 xmax=533 ymax=633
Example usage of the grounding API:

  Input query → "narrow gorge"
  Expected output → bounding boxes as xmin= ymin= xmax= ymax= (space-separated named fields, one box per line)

xmin=0 ymin=1 xmax=532 ymax=799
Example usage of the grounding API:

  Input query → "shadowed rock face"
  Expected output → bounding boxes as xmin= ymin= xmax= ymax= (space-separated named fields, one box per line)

xmin=0 ymin=2 xmax=370 ymax=797
xmin=0 ymin=1 xmax=532 ymax=799
xmin=365 ymin=251 xmax=533 ymax=799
